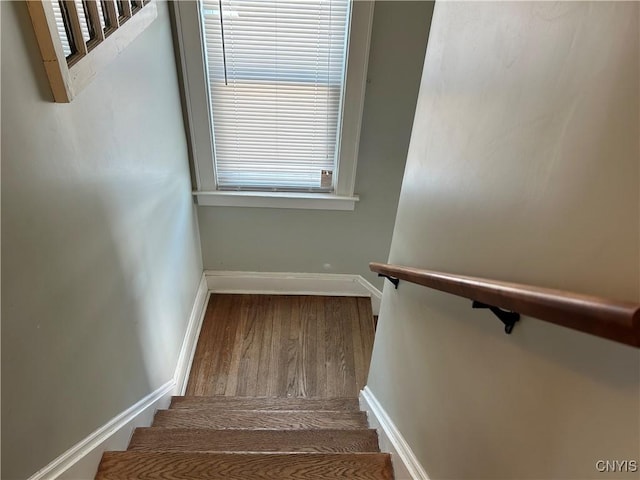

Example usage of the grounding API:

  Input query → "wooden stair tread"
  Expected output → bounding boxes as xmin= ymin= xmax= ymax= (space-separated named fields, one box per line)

xmin=129 ymin=428 xmax=380 ymax=453
xmin=95 ymin=292 xmax=388 ymax=479
xmin=185 ymin=295 xmax=375 ymax=397
xmin=152 ymin=410 xmax=369 ymax=430
xmin=96 ymin=452 xmax=394 ymax=480
xmin=170 ymin=396 xmax=361 ymax=411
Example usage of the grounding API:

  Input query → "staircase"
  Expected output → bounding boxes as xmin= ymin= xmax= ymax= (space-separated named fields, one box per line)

xmin=96 ymin=395 xmax=394 ymax=479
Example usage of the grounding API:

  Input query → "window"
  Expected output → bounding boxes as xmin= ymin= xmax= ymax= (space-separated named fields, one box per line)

xmin=27 ymin=0 xmax=157 ymax=103
xmin=175 ymin=0 xmax=374 ymax=210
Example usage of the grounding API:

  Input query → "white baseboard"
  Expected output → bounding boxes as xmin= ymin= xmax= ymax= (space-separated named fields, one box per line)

xmin=205 ymin=270 xmax=382 ymax=314
xmin=32 ymin=381 xmax=174 ymax=480
xmin=27 ymin=271 xmax=379 ymax=480
xmin=174 ymin=274 xmax=210 ymax=394
xmin=360 ymin=386 xmax=429 ymax=480
xmin=28 ymin=273 xmax=210 ymax=480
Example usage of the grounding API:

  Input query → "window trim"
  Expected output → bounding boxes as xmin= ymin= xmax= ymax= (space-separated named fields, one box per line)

xmin=196 ymin=191 xmax=359 ymax=211
xmin=27 ymin=0 xmax=158 ymax=103
xmin=173 ymin=0 xmax=374 ymax=210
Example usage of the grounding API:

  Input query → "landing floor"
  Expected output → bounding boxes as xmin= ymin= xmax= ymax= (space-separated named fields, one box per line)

xmin=186 ymin=294 xmax=375 ymax=398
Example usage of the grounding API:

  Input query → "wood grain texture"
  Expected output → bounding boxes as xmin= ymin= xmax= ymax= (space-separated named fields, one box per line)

xmin=96 ymin=295 xmax=392 ymax=480
xmin=353 ymin=298 xmax=375 ymax=389
xmin=128 ymin=428 xmax=380 ymax=453
xmin=370 ymin=261 xmax=640 ymax=347
xmin=96 ymin=452 xmax=394 ymax=480
xmin=170 ymin=396 xmax=361 ymax=411
xmin=186 ymin=295 xmax=376 ymax=396
xmin=152 ymin=410 xmax=369 ymax=430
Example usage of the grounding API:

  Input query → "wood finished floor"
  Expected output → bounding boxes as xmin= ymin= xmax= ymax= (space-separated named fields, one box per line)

xmin=186 ymin=294 xmax=375 ymax=398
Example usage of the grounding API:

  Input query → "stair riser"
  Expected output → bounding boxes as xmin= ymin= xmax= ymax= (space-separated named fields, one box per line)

xmin=170 ymin=397 xmax=361 ymax=411
xmin=152 ymin=411 xmax=369 ymax=430
xmin=96 ymin=452 xmax=394 ymax=480
xmin=129 ymin=428 xmax=380 ymax=453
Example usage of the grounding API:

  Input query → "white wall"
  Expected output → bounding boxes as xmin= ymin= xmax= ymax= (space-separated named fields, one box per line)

xmin=1 ymin=2 xmax=203 ymax=478
xmin=368 ymin=2 xmax=640 ymax=479
xmin=197 ymin=1 xmax=434 ymax=288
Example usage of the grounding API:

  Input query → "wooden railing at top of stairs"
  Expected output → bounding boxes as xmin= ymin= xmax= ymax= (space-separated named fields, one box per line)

xmin=370 ymin=262 xmax=640 ymax=348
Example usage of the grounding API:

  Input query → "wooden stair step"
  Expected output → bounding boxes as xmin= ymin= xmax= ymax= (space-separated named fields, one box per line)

xmin=152 ymin=410 xmax=369 ymax=430
xmin=170 ymin=396 xmax=361 ymax=411
xmin=96 ymin=452 xmax=394 ymax=480
xmin=128 ymin=428 xmax=380 ymax=453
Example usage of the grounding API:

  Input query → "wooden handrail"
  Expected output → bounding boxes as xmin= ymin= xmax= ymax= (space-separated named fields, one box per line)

xmin=370 ymin=262 xmax=640 ymax=348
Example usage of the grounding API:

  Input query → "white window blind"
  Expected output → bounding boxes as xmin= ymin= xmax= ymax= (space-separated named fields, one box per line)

xmin=52 ymin=1 xmax=73 ymax=57
xmin=52 ymin=1 xmax=89 ymax=57
xmin=201 ymin=0 xmax=351 ymax=191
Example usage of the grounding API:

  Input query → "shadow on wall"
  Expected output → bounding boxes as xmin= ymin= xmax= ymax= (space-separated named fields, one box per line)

xmin=395 ymin=285 xmax=639 ymax=390
xmin=1 ymin=3 xmax=203 ymax=479
xmin=373 ymin=281 xmax=639 ymax=479
xmin=2 ymin=180 xmax=152 ymax=480
xmin=1 ymin=163 xmax=202 ymax=480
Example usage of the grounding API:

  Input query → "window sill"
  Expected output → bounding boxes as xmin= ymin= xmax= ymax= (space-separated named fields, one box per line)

xmin=193 ymin=191 xmax=359 ymax=211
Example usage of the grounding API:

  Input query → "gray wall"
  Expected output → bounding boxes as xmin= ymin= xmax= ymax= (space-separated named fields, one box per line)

xmin=368 ymin=2 xmax=639 ymax=479
xmin=197 ymin=1 xmax=434 ymax=288
xmin=1 ymin=3 xmax=203 ymax=479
